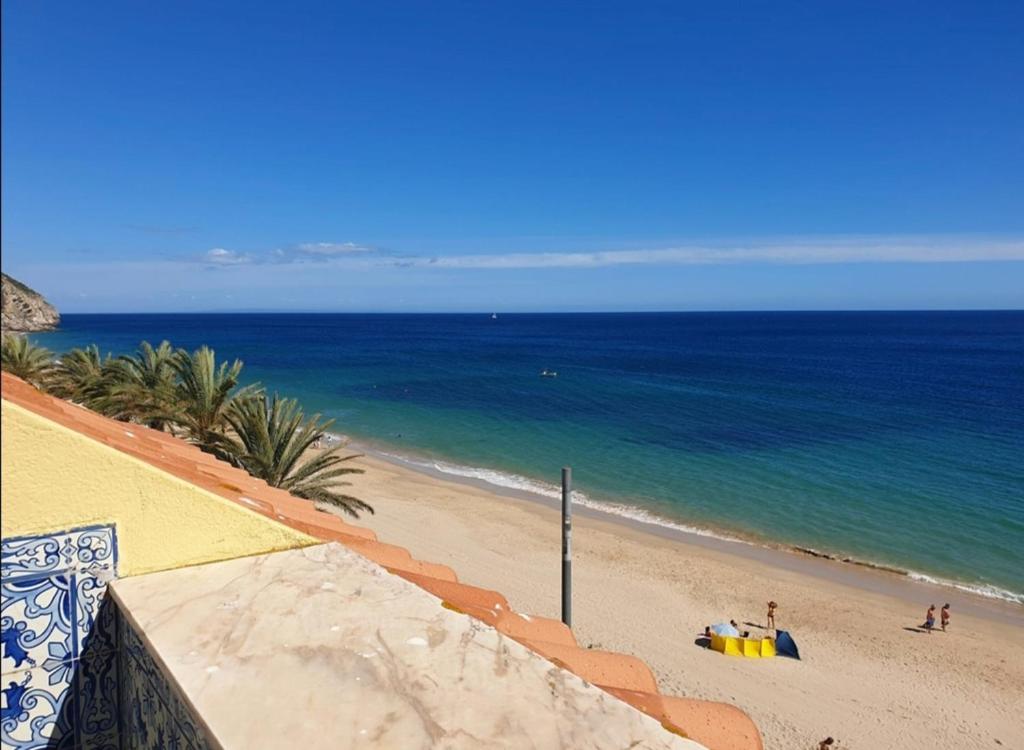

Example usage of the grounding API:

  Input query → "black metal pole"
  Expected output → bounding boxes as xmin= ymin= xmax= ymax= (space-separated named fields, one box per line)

xmin=561 ymin=466 xmax=572 ymax=628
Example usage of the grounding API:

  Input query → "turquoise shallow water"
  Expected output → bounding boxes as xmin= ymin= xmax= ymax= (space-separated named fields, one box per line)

xmin=34 ymin=311 xmax=1024 ymax=602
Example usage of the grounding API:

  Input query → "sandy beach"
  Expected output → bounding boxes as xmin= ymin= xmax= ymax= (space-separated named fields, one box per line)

xmin=339 ymin=450 xmax=1024 ymax=750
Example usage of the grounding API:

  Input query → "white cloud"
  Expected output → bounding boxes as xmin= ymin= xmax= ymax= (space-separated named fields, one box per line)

xmin=188 ymin=235 xmax=1024 ymax=271
xmin=203 ymin=247 xmax=251 ymax=265
xmin=392 ymin=236 xmax=1024 ymax=270
xmin=295 ymin=242 xmax=374 ymax=256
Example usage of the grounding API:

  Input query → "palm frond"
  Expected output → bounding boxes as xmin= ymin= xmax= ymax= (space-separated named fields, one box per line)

xmin=1 ymin=335 xmax=55 ymax=388
xmin=13 ymin=335 xmax=373 ymax=518
xmin=226 ymin=392 xmax=371 ymax=517
xmin=47 ymin=345 xmax=114 ymax=407
xmin=90 ymin=341 xmax=181 ymax=428
xmin=169 ymin=345 xmax=259 ymax=456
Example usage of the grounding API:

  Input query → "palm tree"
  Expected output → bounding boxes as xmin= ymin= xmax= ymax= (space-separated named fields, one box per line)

xmin=227 ymin=393 xmax=371 ymax=517
xmin=169 ymin=345 xmax=257 ymax=459
xmin=1 ymin=335 xmax=54 ymax=388
xmin=47 ymin=345 xmax=114 ymax=406
xmin=99 ymin=340 xmax=179 ymax=429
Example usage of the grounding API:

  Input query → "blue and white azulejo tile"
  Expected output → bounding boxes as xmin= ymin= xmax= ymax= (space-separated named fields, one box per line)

xmin=1 ymin=524 xmax=119 ymax=750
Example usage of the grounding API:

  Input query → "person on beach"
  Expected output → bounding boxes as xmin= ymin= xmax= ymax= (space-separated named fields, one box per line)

xmin=729 ymin=619 xmax=739 ymax=629
xmin=703 ymin=626 xmax=713 ymax=648
xmin=941 ymin=603 xmax=951 ymax=632
xmin=924 ymin=604 xmax=936 ymax=633
xmin=818 ymin=738 xmax=835 ymax=750
xmin=767 ymin=600 xmax=778 ymax=629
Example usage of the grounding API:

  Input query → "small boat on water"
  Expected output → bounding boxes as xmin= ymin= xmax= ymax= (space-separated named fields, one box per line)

xmin=540 ymin=369 xmax=558 ymax=378
xmin=491 ymin=313 xmax=498 ymax=320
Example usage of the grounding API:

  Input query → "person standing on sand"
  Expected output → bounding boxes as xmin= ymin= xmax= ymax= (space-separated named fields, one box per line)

xmin=767 ymin=600 xmax=777 ymax=629
xmin=924 ymin=604 xmax=936 ymax=633
xmin=941 ymin=603 xmax=951 ymax=632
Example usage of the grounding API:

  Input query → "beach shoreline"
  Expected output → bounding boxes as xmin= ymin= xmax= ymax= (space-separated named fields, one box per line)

xmin=40 ymin=311 xmax=1024 ymax=613
xmin=349 ymin=437 xmax=1024 ymax=626
xmin=331 ymin=441 xmax=1024 ymax=749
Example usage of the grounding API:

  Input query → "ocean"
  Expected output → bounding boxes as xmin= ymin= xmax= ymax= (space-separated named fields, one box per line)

xmin=33 ymin=311 xmax=1024 ymax=603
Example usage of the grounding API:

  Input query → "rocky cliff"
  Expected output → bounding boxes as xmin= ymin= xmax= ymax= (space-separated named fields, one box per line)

xmin=1 ymin=273 xmax=60 ymax=332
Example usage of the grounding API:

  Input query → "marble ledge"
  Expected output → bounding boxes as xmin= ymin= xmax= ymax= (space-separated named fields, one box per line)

xmin=107 ymin=542 xmax=706 ymax=750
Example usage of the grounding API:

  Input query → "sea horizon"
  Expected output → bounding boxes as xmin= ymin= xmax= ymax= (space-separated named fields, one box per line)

xmin=45 ymin=307 xmax=1024 ymax=315
xmin=33 ymin=310 xmax=1024 ymax=605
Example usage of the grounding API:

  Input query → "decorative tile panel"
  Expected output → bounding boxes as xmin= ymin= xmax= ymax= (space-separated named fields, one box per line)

xmin=1 ymin=573 xmax=76 ymax=674
xmin=1 ymin=528 xmax=115 ymax=580
xmin=1 ymin=525 xmax=118 ymax=750
xmin=0 ymin=667 xmax=76 ymax=750
xmin=119 ymin=617 xmax=208 ymax=750
xmin=0 ymin=536 xmax=64 ymax=579
xmin=63 ymin=530 xmax=116 ymax=572
xmin=76 ymin=635 xmax=119 ymax=742
xmin=75 ymin=568 xmax=116 ymax=657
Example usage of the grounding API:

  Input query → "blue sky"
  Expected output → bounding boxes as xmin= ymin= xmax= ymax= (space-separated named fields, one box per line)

xmin=2 ymin=1 xmax=1022 ymax=312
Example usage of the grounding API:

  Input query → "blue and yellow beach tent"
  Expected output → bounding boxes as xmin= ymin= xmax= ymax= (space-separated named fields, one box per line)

xmin=774 ymin=630 xmax=801 ymax=659
xmin=708 ymin=623 xmax=776 ymax=658
xmin=712 ymin=634 xmax=775 ymax=658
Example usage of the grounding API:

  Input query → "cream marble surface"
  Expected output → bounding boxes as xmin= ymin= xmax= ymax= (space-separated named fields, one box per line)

xmin=109 ymin=543 xmax=705 ymax=749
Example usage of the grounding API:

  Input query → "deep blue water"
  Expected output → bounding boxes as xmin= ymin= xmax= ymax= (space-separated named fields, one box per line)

xmin=34 ymin=311 xmax=1024 ymax=601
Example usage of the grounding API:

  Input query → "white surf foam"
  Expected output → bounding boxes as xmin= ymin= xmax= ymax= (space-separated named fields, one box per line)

xmin=907 ymin=571 xmax=1024 ymax=606
xmin=372 ymin=447 xmax=1024 ymax=607
xmin=376 ymin=451 xmax=754 ymax=546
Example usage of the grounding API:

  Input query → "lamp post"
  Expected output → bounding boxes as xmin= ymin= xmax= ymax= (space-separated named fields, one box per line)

xmin=561 ymin=466 xmax=572 ymax=628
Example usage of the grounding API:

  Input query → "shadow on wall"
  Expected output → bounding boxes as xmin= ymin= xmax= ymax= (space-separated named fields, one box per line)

xmin=2 ymin=592 xmax=211 ymax=750
xmin=1 ymin=590 xmax=119 ymax=745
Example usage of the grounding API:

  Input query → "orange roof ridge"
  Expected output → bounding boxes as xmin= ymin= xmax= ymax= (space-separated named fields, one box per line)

xmin=1 ymin=372 xmax=763 ymax=750
xmin=1 ymin=372 xmax=377 ymax=542
xmin=391 ymin=571 xmax=577 ymax=646
xmin=603 ymin=689 xmax=764 ymax=750
xmin=517 ymin=638 xmax=660 ymax=693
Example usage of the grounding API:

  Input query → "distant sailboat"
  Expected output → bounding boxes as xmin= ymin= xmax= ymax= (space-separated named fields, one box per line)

xmin=540 ymin=369 xmax=558 ymax=378
xmin=491 ymin=313 xmax=498 ymax=320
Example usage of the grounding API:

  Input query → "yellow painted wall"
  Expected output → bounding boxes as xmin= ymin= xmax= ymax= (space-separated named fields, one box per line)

xmin=1 ymin=400 xmax=318 ymax=576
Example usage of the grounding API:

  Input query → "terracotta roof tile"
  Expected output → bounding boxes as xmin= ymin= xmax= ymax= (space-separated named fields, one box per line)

xmin=1 ymin=372 xmax=763 ymax=750
xmin=518 ymin=639 xmax=660 ymax=693
xmin=0 ymin=372 xmax=376 ymax=541
xmin=394 ymin=571 xmax=578 ymax=646
xmin=603 ymin=689 xmax=764 ymax=750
